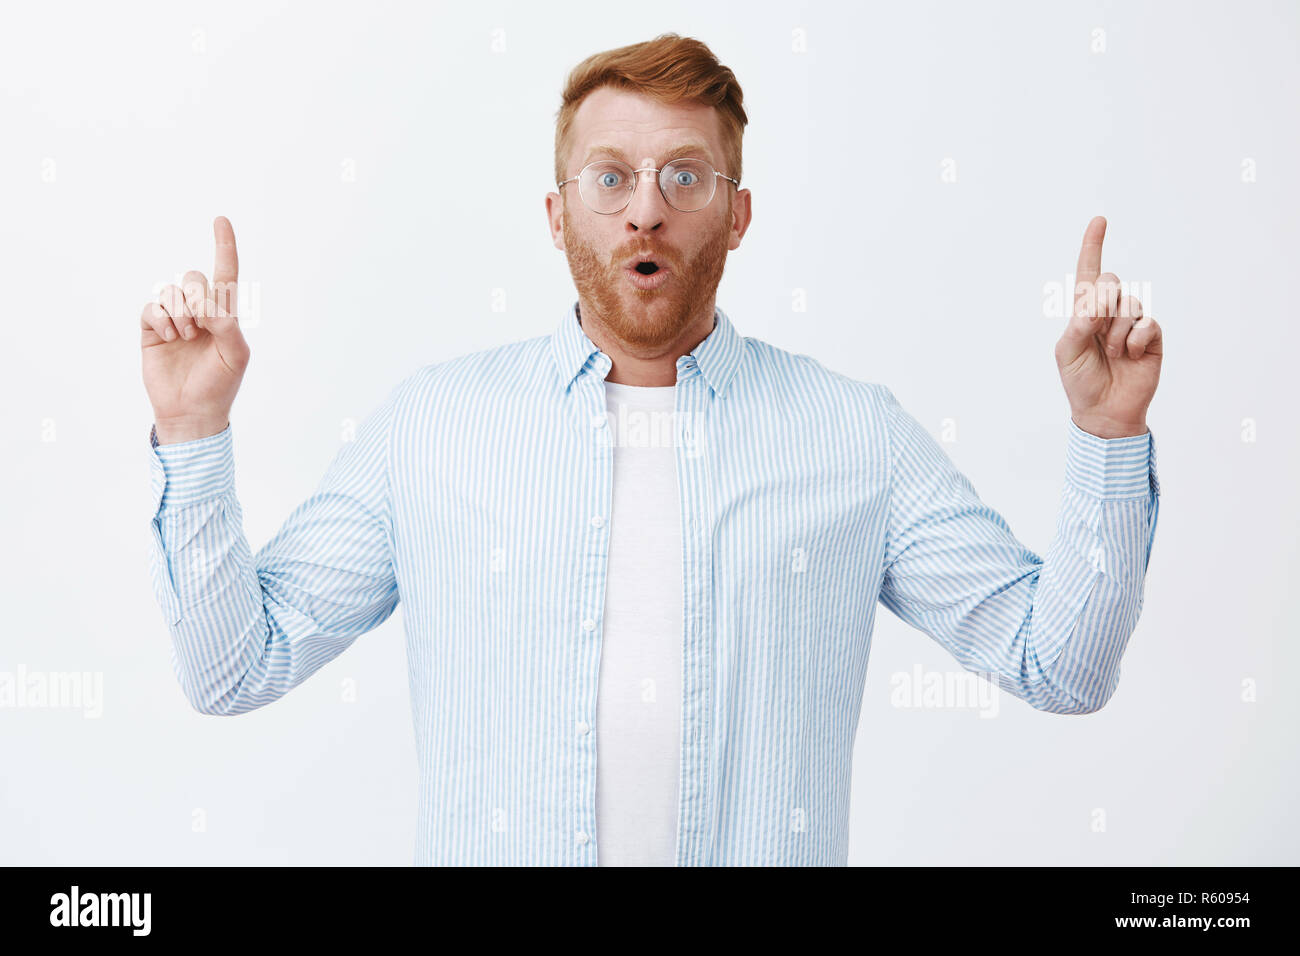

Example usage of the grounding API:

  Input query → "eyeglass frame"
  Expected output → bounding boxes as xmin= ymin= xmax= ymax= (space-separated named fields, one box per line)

xmin=557 ymin=158 xmax=740 ymax=214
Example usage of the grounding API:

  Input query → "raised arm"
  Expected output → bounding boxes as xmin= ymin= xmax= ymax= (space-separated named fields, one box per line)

xmin=877 ymin=387 xmax=1160 ymax=715
xmin=146 ymin=392 xmax=401 ymax=715
xmin=141 ymin=217 xmax=401 ymax=715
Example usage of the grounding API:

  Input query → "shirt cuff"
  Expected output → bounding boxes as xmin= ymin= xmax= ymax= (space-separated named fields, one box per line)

xmin=148 ymin=422 xmax=236 ymax=513
xmin=1064 ymin=418 xmax=1159 ymax=499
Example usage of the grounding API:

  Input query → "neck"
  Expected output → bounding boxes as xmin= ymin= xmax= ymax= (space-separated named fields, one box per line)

xmin=576 ymin=298 xmax=717 ymax=386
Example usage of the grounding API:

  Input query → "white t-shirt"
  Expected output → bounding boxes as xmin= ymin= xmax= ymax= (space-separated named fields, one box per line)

xmin=595 ymin=380 xmax=683 ymax=866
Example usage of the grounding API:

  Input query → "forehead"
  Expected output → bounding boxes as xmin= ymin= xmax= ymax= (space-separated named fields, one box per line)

xmin=568 ymin=86 xmax=723 ymax=166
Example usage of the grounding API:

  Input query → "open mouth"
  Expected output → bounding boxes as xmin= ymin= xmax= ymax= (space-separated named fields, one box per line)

xmin=624 ymin=253 xmax=671 ymax=289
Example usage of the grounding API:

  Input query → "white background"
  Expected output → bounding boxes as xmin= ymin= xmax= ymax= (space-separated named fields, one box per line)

xmin=2 ymin=0 xmax=1297 ymax=864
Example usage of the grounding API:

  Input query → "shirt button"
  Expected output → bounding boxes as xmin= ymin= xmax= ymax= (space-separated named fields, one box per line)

xmin=576 ymin=720 xmax=591 ymax=735
xmin=582 ymin=618 xmax=596 ymax=632
xmin=591 ymin=414 xmax=606 ymax=429
xmin=575 ymin=830 xmax=590 ymax=845
xmin=589 ymin=515 xmax=605 ymax=529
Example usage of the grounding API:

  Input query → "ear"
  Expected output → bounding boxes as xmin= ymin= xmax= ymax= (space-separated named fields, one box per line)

xmin=727 ymin=187 xmax=753 ymax=251
xmin=545 ymin=191 xmax=566 ymax=251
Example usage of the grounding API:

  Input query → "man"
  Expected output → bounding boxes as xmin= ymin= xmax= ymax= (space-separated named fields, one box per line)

xmin=140 ymin=34 xmax=1162 ymax=866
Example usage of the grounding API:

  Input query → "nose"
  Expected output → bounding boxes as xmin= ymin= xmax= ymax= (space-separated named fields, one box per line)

xmin=624 ymin=161 xmax=666 ymax=232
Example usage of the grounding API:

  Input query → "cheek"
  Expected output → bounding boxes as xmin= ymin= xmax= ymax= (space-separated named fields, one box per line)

xmin=567 ymin=226 xmax=619 ymax=271
xmin=566 ymin=212 xmax=607 ymax=248
xmin=688 ymin=215 xmax=730 ymax=255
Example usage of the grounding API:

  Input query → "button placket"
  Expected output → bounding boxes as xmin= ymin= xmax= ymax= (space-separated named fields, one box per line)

xmin=672 ymin=366 xmax=715 ymax=866
xmin=572 ymin=362 xmax=612 ymax=865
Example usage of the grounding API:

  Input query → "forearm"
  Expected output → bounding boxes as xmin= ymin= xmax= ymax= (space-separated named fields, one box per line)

xmin=1022 ymin=422 xmax=1160 ymax=712
xmin=149 ymin=424 xmax=279 ymax=715
xmin=1030 ymin=487 xmax=1158 ymax=712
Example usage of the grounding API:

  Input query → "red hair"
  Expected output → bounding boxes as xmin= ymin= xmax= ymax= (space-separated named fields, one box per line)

xmin=554 ymin=33 xmax=748 ymax=186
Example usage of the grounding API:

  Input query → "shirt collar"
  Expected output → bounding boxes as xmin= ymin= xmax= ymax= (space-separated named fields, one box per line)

xmin=549 ymin=300 xmax=745 ymax=398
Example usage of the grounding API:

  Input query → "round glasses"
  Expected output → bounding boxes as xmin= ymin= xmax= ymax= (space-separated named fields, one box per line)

xmin=558 ymin=159 xmax=739 ymax=215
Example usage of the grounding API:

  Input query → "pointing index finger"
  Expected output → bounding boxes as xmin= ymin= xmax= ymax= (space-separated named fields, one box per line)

xmin=212 ymin=215 xmax=239 ymax=317
xmin=1075 ymin=215 xmax=1106 ymax=289
xmin=213 ymin=215 xmax=238 ymax=286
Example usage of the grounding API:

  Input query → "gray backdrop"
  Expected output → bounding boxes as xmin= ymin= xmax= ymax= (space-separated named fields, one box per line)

xmin=2 ymin=0 xmax=1296 ymax=864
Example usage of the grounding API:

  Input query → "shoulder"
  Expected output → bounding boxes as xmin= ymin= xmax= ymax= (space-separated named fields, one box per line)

xmin=388 ymin=334 xmax=553 ymax=410
xmin=738 ymin=333 xmax=895 ymax=417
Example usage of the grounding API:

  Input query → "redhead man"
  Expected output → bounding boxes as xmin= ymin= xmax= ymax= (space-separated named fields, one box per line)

xmin=141 ymin=34 xmax=1161 ymax=866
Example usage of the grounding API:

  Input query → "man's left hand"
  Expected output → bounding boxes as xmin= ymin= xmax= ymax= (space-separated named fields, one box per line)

xmin=1055 ymin=215 xmax=1163 ymax=439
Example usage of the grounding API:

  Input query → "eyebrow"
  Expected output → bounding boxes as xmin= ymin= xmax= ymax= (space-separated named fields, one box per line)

xmin=580 ymin=142 xmax=715 ymax=166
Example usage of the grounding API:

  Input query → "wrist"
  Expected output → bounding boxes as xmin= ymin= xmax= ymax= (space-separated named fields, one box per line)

xmin=1070 ymin=412 xmax=1147 ymax=440
xmin=153 ymin=415 xmax=229 ymax=445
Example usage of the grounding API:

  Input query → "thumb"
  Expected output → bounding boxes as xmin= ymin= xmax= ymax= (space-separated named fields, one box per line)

xmin=1061 ymin=302 xmax=1104 ymax=349
xmin=195 ymin=296 xmax=248 ymax=358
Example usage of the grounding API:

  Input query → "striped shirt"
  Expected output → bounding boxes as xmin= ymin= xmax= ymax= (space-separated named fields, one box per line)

xmin=146 ymin=301 xmax=1161 ymax=866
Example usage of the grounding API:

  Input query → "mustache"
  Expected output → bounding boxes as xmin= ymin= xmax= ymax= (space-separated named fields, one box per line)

xmin=614 ymin=246 xmax=677 ymax=269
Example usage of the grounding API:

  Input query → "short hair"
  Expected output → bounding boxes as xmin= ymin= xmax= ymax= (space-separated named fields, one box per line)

xmin=554 ymin=33 xmax=748 ymax=187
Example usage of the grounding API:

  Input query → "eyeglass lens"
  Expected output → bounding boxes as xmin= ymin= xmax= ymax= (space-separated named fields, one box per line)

xmin=578 ymin=159 xmax=717 ymax=213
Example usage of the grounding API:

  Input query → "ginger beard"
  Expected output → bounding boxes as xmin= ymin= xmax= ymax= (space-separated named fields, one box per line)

xmin=562 ymin=194 xmax=732 ymax=351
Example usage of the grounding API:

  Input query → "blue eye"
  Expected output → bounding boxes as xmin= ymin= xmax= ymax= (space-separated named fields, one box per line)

xmin=598 ymin=171 xmax=623 ymax=188
xmin=672 ymin=169 xmax=699 ymax=186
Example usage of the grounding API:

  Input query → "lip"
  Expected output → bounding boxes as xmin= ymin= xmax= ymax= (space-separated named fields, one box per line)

xmin=623 ymin=251 xmax=670 ymax=269
xmin=624 ymin=265 xmax=671 ymax=290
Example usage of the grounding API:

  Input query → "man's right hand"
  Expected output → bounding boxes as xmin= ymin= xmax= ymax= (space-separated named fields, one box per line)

xmin=141 ymin=216 xmax=251 ymax=445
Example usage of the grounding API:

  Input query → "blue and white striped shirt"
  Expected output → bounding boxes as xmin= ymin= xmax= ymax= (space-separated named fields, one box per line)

xmin=146 ymin=302 xmax=1160 ymax=866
